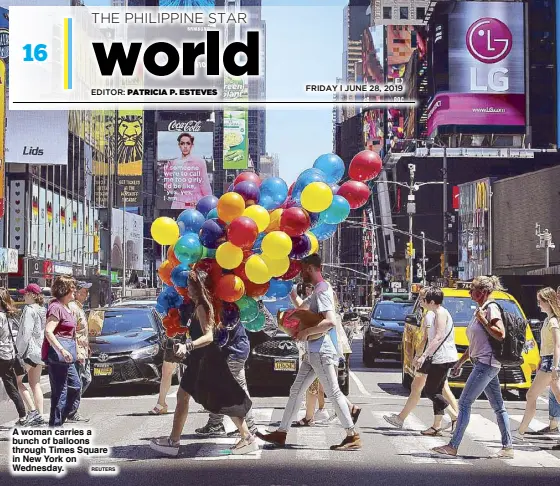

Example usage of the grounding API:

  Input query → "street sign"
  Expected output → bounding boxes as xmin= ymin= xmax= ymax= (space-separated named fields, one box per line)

xmin=391 ymin=282 xmax=402 ymax=289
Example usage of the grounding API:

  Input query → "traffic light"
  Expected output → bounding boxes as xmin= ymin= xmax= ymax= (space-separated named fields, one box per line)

xmin=406 ymin=242 xmax=414 ymax=258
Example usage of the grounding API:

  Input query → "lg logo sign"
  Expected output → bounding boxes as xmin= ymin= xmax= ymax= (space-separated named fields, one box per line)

xmin=466 ymin=18 xmax=513 ymax=92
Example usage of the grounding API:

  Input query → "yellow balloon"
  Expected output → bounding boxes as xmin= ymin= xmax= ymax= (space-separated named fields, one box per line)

xmin=306 ymin=231 xmax=319 ymax=255
xmin=265 ymin=209 xmax=283 ymax=233
xmin=243 ymin=205 xmax=271 ymax=233
xmin=262 ymin=254 xmax=290 ymax=278
xmin=216 ymin=242 xmax=243 ymax=270
xmin=151 ymin=217 xmax=180 ymax=246
xmin=262 ymin=231 xmax=292 ymax=258
xmin=301 ymin=182 xmax=333 ymax=213
xmin=217 ymin=192 xmax=245 ymax=223
xmin=245 ymin=255 xmax=271 ymax=284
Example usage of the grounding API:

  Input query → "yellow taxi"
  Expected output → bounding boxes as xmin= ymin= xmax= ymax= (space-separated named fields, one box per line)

xmin=401 ymin=282 xmax=539 ymax=399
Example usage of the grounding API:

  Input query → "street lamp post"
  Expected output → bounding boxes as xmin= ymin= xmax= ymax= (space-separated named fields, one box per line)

xmin=407 ymin=164 xmax=416 ymax=301
xmin=442 ymin=146 xmax=448 ymax=277
xmin=421 ymin=231 xmax=426 ymax=286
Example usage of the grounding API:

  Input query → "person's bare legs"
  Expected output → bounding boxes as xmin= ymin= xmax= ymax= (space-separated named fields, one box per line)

xmin=27 ymin=365 xmax=44 ymax=414
xmin=169 ymin=388 xmax=190 ymax=442
xmin=398 ymin=374 xmax=427 ymax=421
xmin=230 ymin=417 xmax=251 ymax=440
xmin=443 ymin=381 xmax=458 ymax=415
xmin=16 ymin=372 xmax=34 ymax=413
xmin=518 ymin=371 xmax=551 ymax=435
xmin=154 ymin=361 xmax=175 ymax=410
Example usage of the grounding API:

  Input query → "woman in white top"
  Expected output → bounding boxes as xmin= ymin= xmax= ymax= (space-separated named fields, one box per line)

xmin=516 ymin=287 xmax=560 ymax=439
xmin=414 ymin=287 xmax=459 ymax=435
xmin=384 ymin=288 xmax=458 ymax=430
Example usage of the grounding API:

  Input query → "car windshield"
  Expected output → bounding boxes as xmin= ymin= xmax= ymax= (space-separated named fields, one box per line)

xmin=443 ymin=297 xmax=523 ymax=327
xmin=373 ymin=303 xmax=413 ymax=321
xmin=95 ymin=310 xmax=155 ymax=335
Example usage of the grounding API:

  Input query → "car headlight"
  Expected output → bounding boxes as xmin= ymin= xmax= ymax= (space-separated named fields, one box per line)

xmin=523 ymin=339 xmax=536 ymax=354
xmin=131 ymin=343 xmax=160 ymax=360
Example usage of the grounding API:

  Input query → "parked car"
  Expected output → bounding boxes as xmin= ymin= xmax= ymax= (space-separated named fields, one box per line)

xmin=401 ymin=283 xmax=540 ymax=399
xmin=362 ymin=300 xmax=414 ymax=367
xmin=112 ymin=298 xmax=158 ymax=308
xmin=87 ymin=306 xmax=177 ymax=389
xmin=246 ymin=296 xmax=350 ymax=395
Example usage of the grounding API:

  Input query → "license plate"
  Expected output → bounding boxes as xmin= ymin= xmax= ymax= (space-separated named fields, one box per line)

xmin=274 ymin=359 xmax=296 ymax=372
xmin=94 ymin=366 xmax=113 ymax=376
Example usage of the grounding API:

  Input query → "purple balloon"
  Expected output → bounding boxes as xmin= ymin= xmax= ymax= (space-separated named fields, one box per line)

xmin=199 ymin=218 xmax=226 ymax=249
xmin=309 ymin=211 xmax=321 ymax=229
xmin=330 ymin=184 xmax=340 ymax=195
xmin=196 ymin=195 xmax=219 ymax=217
xmin=282 ymin=197 xmax=301 ymax=209
xmin=289 ymin=235 xmax=312 ymax=260
xmin=234 ymin=181 xmax=260 ymax=204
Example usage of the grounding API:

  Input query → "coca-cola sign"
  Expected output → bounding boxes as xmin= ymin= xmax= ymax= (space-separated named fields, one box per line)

xmin=167 ymin=120 xmax=202 ymax=132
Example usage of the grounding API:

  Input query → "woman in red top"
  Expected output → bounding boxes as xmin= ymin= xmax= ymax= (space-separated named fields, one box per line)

xmin=44 ymin=276 xmax=80 ymax=426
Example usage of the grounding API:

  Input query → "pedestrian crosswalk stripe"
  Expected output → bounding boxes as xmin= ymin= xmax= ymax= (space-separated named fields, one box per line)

xmin=466 ymin=414 xmax=560 ymax=468
xmin=508 ymin=415 xmax=549 ymax=435
xmin=371 ymin=412 xmax=471 ymax=466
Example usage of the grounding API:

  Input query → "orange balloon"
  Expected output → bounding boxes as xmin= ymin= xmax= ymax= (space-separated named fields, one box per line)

xmin=216 ymin=274 xmax=245 ymax=303
xmin=245 ymin=280 xmax=270 ymax=298
xmin=217 ymin=192 xmax=246 ymax=223
xmin=167 ymin=244 xmax=181 ymax=266
xmin=176 ymin=287 xmax=191 ymax=299
xmin=158 ymin=260 xmax=175 ymax=286
xmin=266 ymin=209 xmax=283 ymax=233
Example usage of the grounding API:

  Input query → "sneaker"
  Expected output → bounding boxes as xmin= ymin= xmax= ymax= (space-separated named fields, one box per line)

xmin=255 ymin=430 xmax=287 ymax=447
xmin=227 ymin=426 xmax=258 ymax=438
xmin=383 ymin=414 xmax=404 ymax=429
xmin=231 ymin=435 xmax=259 ymax=455
xmin=25 ymin=411 xmax=46 ymax=427
xmin=528 ymin=426 xmax=559 ymax=436
xmin=512 ymin=432 xmax=526 ymax=444
xmin=314 ymin=409 xmax=330 ymax=423
xmin=150 ymin=437 xmax=180 ymax=457
xmin=490 ymin=448 xmax=514 ymax=459
xmin=15 ymin=417 xmax=29 ymax=427
xmin=330 ymin=433 xmax=362 ymax=451
xmin=66 ymin=412 xmax=90 ymax=423
xmin=195 ymin=423 xmax=227 ymax=437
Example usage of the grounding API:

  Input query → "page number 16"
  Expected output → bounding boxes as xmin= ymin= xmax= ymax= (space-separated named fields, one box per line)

xmin=23 ymin=44 xmax=48 ymax=62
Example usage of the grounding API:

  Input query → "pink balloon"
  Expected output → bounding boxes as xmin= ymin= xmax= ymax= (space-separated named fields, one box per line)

xmin=349 ymin=150 xmax=382 ymax=182
xmin=338 ymin=181 xmax=371 ymax=209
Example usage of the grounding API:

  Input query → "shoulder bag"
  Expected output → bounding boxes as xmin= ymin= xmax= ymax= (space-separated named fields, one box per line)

xmin=418 ymin=314 xmax=454 ymax=375
xmin=6 ymin=316 xmax=26 ymax=376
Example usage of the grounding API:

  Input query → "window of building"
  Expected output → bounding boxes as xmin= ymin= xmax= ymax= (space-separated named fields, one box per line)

xmin=416 ymin=7 xmax=425 ymax=20
xmin=383 ymin=7 xmax=392 ymax=19
xmin=400 ymin=7 xmax=409 ymax=20
xmin=411 ymin=31 xmax=417 ymax=48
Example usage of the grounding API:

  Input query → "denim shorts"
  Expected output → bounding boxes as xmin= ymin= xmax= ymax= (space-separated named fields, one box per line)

xmin=540 ymin=355 xmax=555 ymax=372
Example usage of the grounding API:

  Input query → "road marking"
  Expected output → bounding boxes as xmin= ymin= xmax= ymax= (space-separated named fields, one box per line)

xmin=466 ymin=414 xmax=560 ymax=468
xmin=509 ymin=415 xmax=549 ymax=434
xmin=349 ymin=371 xmax=371 ymax=397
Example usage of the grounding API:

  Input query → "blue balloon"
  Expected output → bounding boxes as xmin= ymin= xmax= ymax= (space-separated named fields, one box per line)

xmin=260 ymin=177 xmax=288 ymax=210
xmin=309 ymin=211 xmax=321 ymax=229
xmin=311 ymin=222 xmax=338 ymax=241
xmin=158 ymin=286 xmax=183 ymax=313
xmin=220 ymin=302 xmax=240 ymax=329
xmin=252 ymin=233 xmax=265 ymax=254
xmin=199 ymin=219 xmax=226 ymax=249
xmin=171 ymin=263 xmax=190 ymax=288
xmin=206 ymin=207 xmax=219 ymax=220
xmin=313 ymin=153 xmax=345 ymax=184
xmin=320 ymin=195 xmax=351 ymax=225
xmin=266 ymin=279 xmax=293 ymax=299
xmin=177 ymin=209 xmax=205 ymax=235
xmin=196 ymin=195 xmax=219 ymax=217
xmin=174 ymin=232 xmax=203 ymax=265
xmin=155 ymin=303 xmax=166 ymax=314
xmin=292 ymin=168 xmax=326 ymax=202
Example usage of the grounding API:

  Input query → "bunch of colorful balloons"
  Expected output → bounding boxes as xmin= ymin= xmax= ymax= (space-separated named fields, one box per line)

xmin=151 ymin=150 xmax=382 ymax=337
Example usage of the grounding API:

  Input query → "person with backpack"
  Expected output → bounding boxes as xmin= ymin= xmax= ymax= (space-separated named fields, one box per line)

xmin=515 ymin=287 xmax=560 ymax=440
xmin=432 ymin=276 xmax=513 ymax=459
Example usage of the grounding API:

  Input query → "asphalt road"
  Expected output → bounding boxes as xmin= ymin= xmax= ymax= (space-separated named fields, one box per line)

xmin=1 ymin=336 xmax=559 ymax=486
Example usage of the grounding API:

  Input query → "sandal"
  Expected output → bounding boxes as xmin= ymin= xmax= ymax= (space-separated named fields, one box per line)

xmin=432 ymin=445 xmax=458 ymax=457
xmin=351 ymin=406 xmax=362 ymax=425
xmin=421 ymin=427 xmax=442 ymax=437
xmin=148 ymin=404 xmax=168 ymax=415
xmin=293 ymin=417 xmax=314 ymax=427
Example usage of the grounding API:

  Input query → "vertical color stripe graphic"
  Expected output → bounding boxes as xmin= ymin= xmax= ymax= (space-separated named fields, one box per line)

xmin=64 ymin=18 xmax=72 ymax=89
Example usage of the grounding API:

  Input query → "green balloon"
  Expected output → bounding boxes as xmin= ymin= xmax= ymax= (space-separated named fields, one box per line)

xmin=243 ymin=312 xmax=265 ymax=332
xmin=237 ymin=296 xmax=259 ymax=323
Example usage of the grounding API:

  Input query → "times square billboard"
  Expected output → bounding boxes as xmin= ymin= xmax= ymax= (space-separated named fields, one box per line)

xmin=427 ymin=1 xmax=525 ymax=136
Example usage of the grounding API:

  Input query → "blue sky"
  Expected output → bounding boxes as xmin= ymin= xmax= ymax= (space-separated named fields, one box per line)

xmin=84 ymin=0 xmax=348 ymax=184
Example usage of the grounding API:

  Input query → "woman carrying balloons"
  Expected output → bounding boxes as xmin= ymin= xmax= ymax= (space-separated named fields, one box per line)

xmin=150 ymin=269 xmax=257 ymax=457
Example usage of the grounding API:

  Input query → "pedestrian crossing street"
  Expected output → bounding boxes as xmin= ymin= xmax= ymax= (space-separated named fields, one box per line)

xmin=3 ymin=404 xmax=559 ymax=469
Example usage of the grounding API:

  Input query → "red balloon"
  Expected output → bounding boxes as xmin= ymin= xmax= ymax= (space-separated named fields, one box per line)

xmin=280 ymin=207 xmax=311 ymax=237
xmin=338 ymin=181 xmax=371 ymax=209
xmin=227 ymin=216 xmax=259 ymax=250
xmin=233 ymin=260 xmax=249 ymax=282
xmin=349 ymin=150 xmax=382 ymax=182
xmin=216 ymin=275 xmax=245 ymax=303
xmin=277 ymin=260 xmax=302 ymax=281
xmin=194 ymin=258 xmax=223 ymax=288
xmin=245 ymin=280 xmax=270 ymax=298
xmin=234 ymin=171 xmax=262 ymax=187
xmin=288 ymin=182 xmax=295 ymax=196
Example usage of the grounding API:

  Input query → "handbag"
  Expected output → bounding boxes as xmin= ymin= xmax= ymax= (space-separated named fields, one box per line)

xmin=6 ymin=316 xmax=26 ymax=376
xmin=47 ymin=337 xmax=77 ymax=365
xmin=418 ymin=316 xmax=454 ymax=375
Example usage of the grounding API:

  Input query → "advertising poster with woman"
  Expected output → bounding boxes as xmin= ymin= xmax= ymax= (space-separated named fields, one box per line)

xmin=156 ymin=119 xmax=214 ymax=210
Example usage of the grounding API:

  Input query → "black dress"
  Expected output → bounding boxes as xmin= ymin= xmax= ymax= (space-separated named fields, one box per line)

xmin=180 ymin=308 xmax=252 ymax=418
